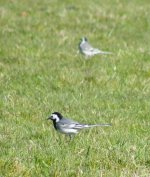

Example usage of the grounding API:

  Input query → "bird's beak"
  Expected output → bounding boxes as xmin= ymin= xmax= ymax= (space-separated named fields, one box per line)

xmin=47 ymin=116 xmax=52 ymax=120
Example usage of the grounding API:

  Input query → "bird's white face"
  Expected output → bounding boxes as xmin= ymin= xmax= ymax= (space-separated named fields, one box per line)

xmin=82 ymin=37 xmax=86 ymax=43
xmin=51 ymin=113 xmax=60 ymax=122
xmin=79 ymin=38 xmax=86 ymax=47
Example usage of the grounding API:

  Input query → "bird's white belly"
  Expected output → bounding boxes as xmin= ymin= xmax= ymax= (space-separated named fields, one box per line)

xmin=84 ymin=50 xmax=94 ymax=56
xmin=58 ymin=128 xmax=78 ymax=134
xmin=84 ymin=50 xmax=100 ymax=56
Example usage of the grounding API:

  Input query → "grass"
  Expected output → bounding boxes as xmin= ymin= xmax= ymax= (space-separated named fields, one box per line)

xmin=0 ymin=0 xmax=150 ymax=176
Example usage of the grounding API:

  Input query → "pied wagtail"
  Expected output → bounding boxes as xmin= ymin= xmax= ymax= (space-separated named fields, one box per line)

xmin=79 ymin=37 xmax=112 ymax=57
xmin=48 ymin=112 xmax=111 ymax=138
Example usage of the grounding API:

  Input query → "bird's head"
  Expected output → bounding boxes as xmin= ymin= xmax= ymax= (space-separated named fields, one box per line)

xmin=81 ymin=37 xmax=88 ymax=42
xmin=48 ymin=112 xmax=63 ymax=122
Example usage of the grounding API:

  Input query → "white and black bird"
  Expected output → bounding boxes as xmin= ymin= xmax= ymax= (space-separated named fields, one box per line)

xmin=79 ymin=37 xmax=112 ymax=57
xmin=48 ymin=112 xmax=111 ymax=138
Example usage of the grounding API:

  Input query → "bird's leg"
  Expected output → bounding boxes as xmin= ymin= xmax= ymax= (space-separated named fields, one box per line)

xmin=85 ymin=55 xmax=90 ymax=59
xmin=69 ymin=134 xmax=72 ymax=141
xmin=68 ymin=134 xmax=75 ymax=141
xmin=86 ymin=145 xmax=91 ymax=157
xmin=64 ymin=134 xmax=71 ymax=142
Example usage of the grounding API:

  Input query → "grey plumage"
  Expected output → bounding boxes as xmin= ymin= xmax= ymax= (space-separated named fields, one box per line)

xmin=48 ymin=112 xmax=111 ymax=137
xmin=79 ymin=37 xmax=112 ymax=57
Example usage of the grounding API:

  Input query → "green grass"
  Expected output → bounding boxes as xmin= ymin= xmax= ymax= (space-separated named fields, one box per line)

xmin=0 ymin=0 xmax=150 ymax=176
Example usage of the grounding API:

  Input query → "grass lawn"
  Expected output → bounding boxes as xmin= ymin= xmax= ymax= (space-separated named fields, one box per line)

xmin=0 ymin=0 xmax=150 ymax=176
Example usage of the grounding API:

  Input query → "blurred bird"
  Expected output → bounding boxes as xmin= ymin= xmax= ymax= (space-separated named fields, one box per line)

xmin=79 ymin=37 xmax=112 ymax=57
xmin=48 ymin=112 xmax=111 ymax=139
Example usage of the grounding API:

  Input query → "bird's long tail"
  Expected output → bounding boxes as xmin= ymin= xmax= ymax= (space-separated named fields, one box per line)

xmin=94 ymin=48 xmax=112 ymax=55
xmin=99 ymin=51 xmax=112 ymax=55
xmin=84 ymin=123 xmax=112 ymax=128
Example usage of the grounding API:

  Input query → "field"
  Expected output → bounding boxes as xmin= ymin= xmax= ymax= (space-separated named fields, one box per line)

xmin=0 ymin=0 xmax=150 ymax=176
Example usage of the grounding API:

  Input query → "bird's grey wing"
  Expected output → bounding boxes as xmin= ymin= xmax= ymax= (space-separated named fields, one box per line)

xmin=58 ymin=118 xmax=85 ymax=130
xmin=61 ymin=117 xmax=79 ymax=124
xmin=58 ymin=118 xmax=79 ymax=128
xmin=81 ymin=41 xmax=93 ymax=51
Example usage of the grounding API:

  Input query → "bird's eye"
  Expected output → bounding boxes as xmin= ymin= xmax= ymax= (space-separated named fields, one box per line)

xmin=51 ymin=115 xmax=54 ymax=119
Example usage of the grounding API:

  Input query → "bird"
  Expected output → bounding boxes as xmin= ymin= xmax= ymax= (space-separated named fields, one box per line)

xmin=47 ymin=112 xmax=111 ymax=139
xmin=79 ymin=37 xmax=112 ymax=57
